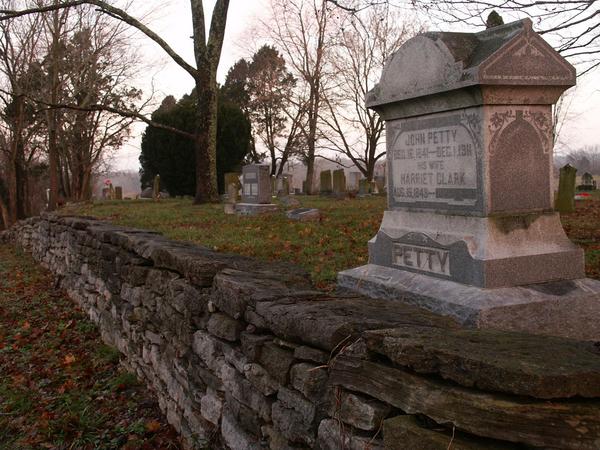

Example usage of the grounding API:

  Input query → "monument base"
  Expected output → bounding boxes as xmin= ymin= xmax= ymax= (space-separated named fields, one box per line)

xmin=369 ymin=210 xmax=585 ymax=288
xmin=235 ymin=203 xmax=279 ymax=216
xmin=338 ymin=264 xmax=600 ymax=341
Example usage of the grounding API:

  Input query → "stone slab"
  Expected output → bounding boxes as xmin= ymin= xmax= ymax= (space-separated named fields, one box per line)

xmin=331 ymin=355 xmax=600 ymax=449
xmin=286 ymin=208 xmax=320 ymax=222
xmin=235 ymin=203 xmax=279 ymax=216
xmin=384 ymin=416 xmax=515 ymax=450
xmin=338 ymin=264 xmax=600 ymax=340
xmin=254 ymin=294 xmax=459 ymax=351
xmin=363 ymin=326 xmax=600 ymax=398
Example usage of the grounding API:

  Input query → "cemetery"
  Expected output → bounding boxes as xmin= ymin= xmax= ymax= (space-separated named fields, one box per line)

xmin=1 ymin=3 xmax=600 ymax=450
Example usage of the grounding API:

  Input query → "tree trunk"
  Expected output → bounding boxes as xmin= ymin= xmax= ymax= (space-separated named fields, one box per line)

xmin=46 ymin=0 xmax=60 ymax=211
xmin=193 ymin=73 xmax=220 ymax=203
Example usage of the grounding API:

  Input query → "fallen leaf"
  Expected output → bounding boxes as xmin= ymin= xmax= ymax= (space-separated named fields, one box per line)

xmin=145 ymin=419 xmax=161 ymax=433
xmin=63 ymin=354 xmax=76 ymax=365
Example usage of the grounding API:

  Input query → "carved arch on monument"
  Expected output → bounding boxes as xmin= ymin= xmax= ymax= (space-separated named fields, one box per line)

xmin=489 ymin=110 xmax=551 ymax=212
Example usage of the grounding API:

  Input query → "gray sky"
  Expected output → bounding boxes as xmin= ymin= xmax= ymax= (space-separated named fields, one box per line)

xmin=112 ymin=0 xmax=600 ymax=171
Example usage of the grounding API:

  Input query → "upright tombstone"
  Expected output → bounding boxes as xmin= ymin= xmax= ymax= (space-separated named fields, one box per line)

xmin=320 ymin=170 xmax=333 ymax=195
xmin=358 ymin=179 xmax=370 ymax=196
xmin=349 ymin=172 xmax=362 ymax=192
xmin=236 ymin=164 xmax=278 ymax=215
xmin=153 ymin=175 xmax=161 ymax=201
xmin=332 ymin=169 xmax=347 ymax=196
xmin=114 ymin=186 xmax=123 ymax=200
xmin=224 ymin=172 xmax=242 ymax=202
xmin=555 ymin=164 xmax=577 ymax=213
xmin=374 ymin=175 xmax=386 ymax=193
xmin=338 ymin=20 xmax=600 ymax=340
xmin=579 ymin=172 xmax=596 ymax=191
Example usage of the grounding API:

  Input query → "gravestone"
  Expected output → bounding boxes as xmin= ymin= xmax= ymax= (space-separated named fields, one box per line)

xmin=275 ymin=175 xmax=291 ymax=197
xmin=338 ymin=19 xmax=600 ymax=340
xmin=224 ymin=172 xmax=242 ymax=202
xmin=153 ymin=175 xmax=161 ymax=201
xmin=349 ymin=172 xmax=362 ymax=192
xmin=374 ymin=176 xmax=386 ymax=193
xmin=320 ymin=170 xmax=332 ymax=195
xmin=236 ymin=164 xmax=278 ymax=215
xmin=224 ymin=183 xmax=238 ymax=215
xmin=578 ymin=172 xmax=596 ymax=191
xmin=101 ymin=187 xmax=110 ymax=200
xmin=332 ymin=169 xmax=347 ymax=196
xmin=358 ymin=179 xmax=370 ymax=196
xmin=114 ymin=186 xmax=123 ymax=200
xmin=555 ymin=164 xmax=577 ymax=213
xmin=286 ymin=208 xmax=320 ymax=222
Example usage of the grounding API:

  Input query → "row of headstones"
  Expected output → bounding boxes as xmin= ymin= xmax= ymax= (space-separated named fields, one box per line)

xmin=101 ymin=185 xmax=124 ymax=200
xmin=319 ymin=169 xmax=385 ymax=196
xmin=103 ymin=174 xmax=162 ymax=201
xmin=224 ymin=165 xmax=387 ymax=205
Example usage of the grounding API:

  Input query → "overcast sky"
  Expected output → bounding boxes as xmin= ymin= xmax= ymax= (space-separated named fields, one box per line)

xmin=112 ymin=0 xmax=600 ymax=171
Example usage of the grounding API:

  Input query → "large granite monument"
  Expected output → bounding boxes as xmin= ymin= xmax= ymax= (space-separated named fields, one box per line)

xmin=339 ymin=19 xmax=600 ymax=340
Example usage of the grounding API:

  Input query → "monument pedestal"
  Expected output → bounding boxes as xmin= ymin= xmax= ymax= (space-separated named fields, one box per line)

xmin=338 ymin=264 xmax=600 ymax=341
xmin=369 ymin=210 xmax=584 ymax=288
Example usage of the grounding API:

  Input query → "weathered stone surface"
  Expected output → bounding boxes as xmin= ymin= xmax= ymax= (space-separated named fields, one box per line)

xmin=286 ymin=208 xmax=321 ymax=222
xmin=258 ymin=342 xmax=295 ymax=385
xmin=221 ymin=408 xmax=262 ymax=450
xmin=363 ymin=326 xmax=600 ymax=398
xmin=331 ymin=355 xmax=600 ymax=449
xmin=384 ymin=415 xmax=515 ymax=450
xmin=294 ymin=346 xmax=329 ymax=364
xmin=339 ymin=264 xmax=600 ymax=341
xmin=317 ymin=419 xmax=383 ymax=450
xmin=240 ymin=332 xmax=272 ymax=361
xmin=223 ymin=363 xmax=272 ymax=422
xmin=255 ymin=295 xmax=459 ymax=351
xmin=290 ymin=363 xmax=328 ymax=402
xmin=330 ymin=391 xmax=390 ymax=431
xmin=272 ymin=387 xmax=317 ymax=446
xmin=244 ymin=363 xmax=281 ymax=396
xmin=200 ymin=388 xmax=222 ymax=425
xmin=207 ymin=312 xmax=244 ymax=342
xmin=213 ymin=268 xmax=312 ymax=320
xmin=262 ymin=425 xmax=303 ymax=450
xmin=225 ymin=391 xmax=263 ymax=436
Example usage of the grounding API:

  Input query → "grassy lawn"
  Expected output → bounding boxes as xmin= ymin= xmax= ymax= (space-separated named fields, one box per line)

xmin=0 ymin=245 xmax=181 ymax=450
xmin=64 ymin=194 xmax=600 ymax=287
xmin=64 ymin=196 xmax=387 ymax=290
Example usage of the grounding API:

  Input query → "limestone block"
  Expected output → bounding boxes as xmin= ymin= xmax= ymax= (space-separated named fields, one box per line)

xmin=258 ymin=342 xmax=295 ymax=385
xmin=207 ymin=312 xmax=244 ymax=342
xmin=290 ymin=363 xmax=328 ymax=402
xmin=317 ymin=418 xmax=383 ymax=450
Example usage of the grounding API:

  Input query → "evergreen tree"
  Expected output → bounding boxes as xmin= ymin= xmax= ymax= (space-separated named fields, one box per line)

xmin=140 ymin=91 xmax=251 ymax=196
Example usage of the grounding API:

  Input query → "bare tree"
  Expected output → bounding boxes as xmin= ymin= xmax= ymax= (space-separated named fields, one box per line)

xmin=321 ymin=5 xmax=418 ymax=181
xmin=326 ymin=0 xmax=600 ymax=75
xmin=50 ymin=5 xmax=141 ymax=201
xmin=0 ymin=0 xmax=231 ymax=204
xmin=269 ymin=0 xmax=335 ymax=194
xmin=0 ymin=4 xmax=45 ymax=227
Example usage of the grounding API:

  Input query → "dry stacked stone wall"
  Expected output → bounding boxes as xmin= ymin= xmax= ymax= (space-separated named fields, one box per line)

xmin=3 ymin=214 xmax=600 ymax=450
